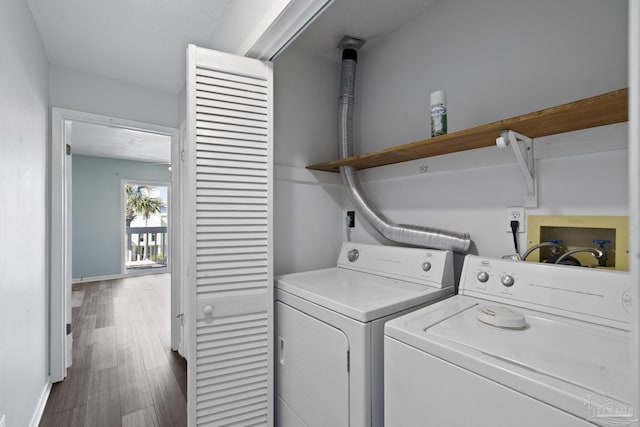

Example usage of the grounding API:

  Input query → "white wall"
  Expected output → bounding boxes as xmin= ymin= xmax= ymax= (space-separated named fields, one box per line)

xmin=0 ymin=0 xmax=50 ymax=425
xmin=273 ymin=46 xmax=345 ymax=275
xmin=345 ymin=0 xmax=629 ymax=259
xmin=356 ymin=0 xmax=628 ymax=152
xmin=274 ymin=46 xmax=341 ymax=168
xmin=49 ymin=64 xmax=180 ymax=128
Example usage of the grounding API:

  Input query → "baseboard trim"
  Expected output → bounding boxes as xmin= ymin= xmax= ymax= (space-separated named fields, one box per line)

xmin=29 ymin=379 xmax=52 ymax=427
xmin=72 ymin=273 xmax=123 ymax=284
xmin=72 ymin=268 xmax=170 ymax=284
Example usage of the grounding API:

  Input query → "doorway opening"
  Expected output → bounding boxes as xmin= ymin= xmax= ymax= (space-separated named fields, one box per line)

xmin=50 ymin=108 xmax=183 ymax=386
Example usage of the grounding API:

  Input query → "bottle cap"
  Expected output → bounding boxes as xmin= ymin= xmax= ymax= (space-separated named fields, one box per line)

xmin=430 ymin=90 xmax=446 ymax=106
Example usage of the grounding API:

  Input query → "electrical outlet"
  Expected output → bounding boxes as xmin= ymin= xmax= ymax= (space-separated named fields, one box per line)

xmin=346 ymin=211 xmax=355 ymax=228
xmin=506 ymin=207 xmax=525 ymax=233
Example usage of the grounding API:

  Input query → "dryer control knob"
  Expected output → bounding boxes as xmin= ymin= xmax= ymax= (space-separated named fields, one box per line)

xmin=501 ymin=275 xmax=515 ymax=287
xmin=476 ymin=271 xmax=489 ymax=282
xmin=421 ymin=262 xmax=432 ymax=272
xmin=347 ymin=249 xmax=359 ymax=262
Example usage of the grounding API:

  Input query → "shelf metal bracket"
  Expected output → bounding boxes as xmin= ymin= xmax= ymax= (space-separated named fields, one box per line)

xmin=496 ymin=130 xmax=537 ymax=208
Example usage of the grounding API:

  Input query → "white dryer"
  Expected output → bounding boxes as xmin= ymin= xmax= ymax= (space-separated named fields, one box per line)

xmin=275 ymin=242 xmax=455 ymax=427
xmin=385 ymin=255 xmax=633 ymax=427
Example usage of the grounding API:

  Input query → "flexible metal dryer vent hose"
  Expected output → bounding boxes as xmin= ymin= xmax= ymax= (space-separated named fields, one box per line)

xmin=337 ymin=36 xmax=471 ymax=253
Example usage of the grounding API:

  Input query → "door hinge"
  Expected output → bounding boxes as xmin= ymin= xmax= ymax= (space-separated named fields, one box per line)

xmin=176 ymin=313 xmax=184 ymax=325
xmin=66 ymin=323 xmax=72 ymax=335
xmin=347 ymin=350 xmax=350 ymax=372
xmin=180 ymin=149 xmax=185 ymax=162
xmin=66 ymin=144 xmax=72 ymax=155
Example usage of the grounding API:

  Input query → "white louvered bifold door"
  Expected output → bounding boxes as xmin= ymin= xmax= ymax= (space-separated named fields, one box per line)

xmin=186 ymin=45 xmax=273 ymax=427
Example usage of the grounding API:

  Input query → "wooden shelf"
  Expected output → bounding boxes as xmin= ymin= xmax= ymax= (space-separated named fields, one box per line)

xmin=307 ymin=88 xmax=628 ymax=172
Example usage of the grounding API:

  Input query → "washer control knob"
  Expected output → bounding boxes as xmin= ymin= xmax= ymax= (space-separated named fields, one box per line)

xmin=476 ymin=271 xmax=489 ymax=283
xmin=421 ymin=262 xmax=432 ymax=272
xmin=347 ymin=249 xmax=359 ymax=263
xmin=501 ymin=275 xmax=515 ymax=287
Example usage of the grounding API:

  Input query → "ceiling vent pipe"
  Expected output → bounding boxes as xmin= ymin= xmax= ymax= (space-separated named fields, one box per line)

xmin=337 ymin=36 xmax=471 ymax=253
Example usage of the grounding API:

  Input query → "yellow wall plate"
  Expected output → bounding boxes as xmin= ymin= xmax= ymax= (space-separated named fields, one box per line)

xmin=526 ymin=215 xmax=629 ymax=271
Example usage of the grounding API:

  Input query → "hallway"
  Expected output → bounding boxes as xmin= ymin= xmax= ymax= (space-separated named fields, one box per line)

xmin=40 ymin=274 xmax=186 ymax=427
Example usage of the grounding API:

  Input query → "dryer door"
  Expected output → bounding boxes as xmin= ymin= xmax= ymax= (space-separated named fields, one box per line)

xmin=275 ymin=301 xmax=349 ymax=427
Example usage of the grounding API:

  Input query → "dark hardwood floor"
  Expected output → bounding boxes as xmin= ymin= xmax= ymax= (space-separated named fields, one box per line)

xmin=40 ymin=274 xmax=187 ymax=427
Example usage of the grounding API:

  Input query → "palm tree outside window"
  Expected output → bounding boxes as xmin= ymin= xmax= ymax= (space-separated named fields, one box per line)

xmin=125 ymin=184 xmax=166 ymax=265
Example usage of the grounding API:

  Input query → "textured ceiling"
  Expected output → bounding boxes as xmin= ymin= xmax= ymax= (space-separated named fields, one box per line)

xmin=71 ymin=122 xmax=171 ymax=163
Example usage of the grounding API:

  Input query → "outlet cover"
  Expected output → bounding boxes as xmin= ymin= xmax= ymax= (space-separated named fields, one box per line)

xmin=506 ymin=207 xmax=526 ymax=233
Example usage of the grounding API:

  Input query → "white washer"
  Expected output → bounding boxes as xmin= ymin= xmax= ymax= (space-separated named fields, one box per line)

xmin=275 ymin=242 xmax=455 ymax=427
xmin=385 ymin=255 xmax=633 ymax=427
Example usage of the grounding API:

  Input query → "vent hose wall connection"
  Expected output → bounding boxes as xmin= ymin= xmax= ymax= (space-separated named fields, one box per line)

xmin=337 ymin=36 xmax=471 ymax=253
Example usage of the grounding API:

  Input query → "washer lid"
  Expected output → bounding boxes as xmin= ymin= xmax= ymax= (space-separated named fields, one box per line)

xmin=276 ymin=267 xmax=452 ymax=322
xmin=426 ymin=302 xmax=629 ymax=404
xmin=384 ymin=296 xmax=632 ymax=423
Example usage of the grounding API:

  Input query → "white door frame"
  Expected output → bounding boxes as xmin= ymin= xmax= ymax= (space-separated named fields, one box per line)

xmin=50 ymin=107 xmax=180 ymax=381
xmin=50 ymin=110 xmax=72 ymax=382
xmin=628 ymin=0 xmax=639 ymax=416
xmin=177 ymin=121 xmax=188 ymax=359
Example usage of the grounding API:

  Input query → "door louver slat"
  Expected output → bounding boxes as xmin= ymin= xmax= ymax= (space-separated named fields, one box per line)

xmin=196 ymin=275 xmax=267 ymax=289
xmin=197 ymin=107 xmax=267 ymax=123
xmin=196 ymin=128 xmax=268 ymax=143
xmin=197 ymin=364 xmax=266 ymax=383
xmin=195 ymin=84 xmax=268 ymax=102
xmin=196 ymin=158 xmax=267 ymax=170
xmin=197 ymin=284 xmax=267 ymax=297
xmin=196 ymin=98 xmax=268 ymax=116
xmin=196 ymin=91 xmax=267 ymax=109
xmin=197 ymin=68 xmax=269 ymax=88
xmin=196 ymin=73 xmax=268 ymax=94
xmin=196 ymin=232 xmax=267 ymax=241
xmin=197 ymin=136 xmax=267 ymax=150
xmin=196 ymin=120 xmax=268 ymax=135
xmin=198 ymin=159 xmax=267 ymax=170
xmin=197 ymin=208 xmax=268 ymax=216
xmin=197 ymin=147 xmax=267 ymax=159
xmin=198 ymin=376 xmax=268 ymax=399
xmin=196 ymin=240 xmax=268 ymax=253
